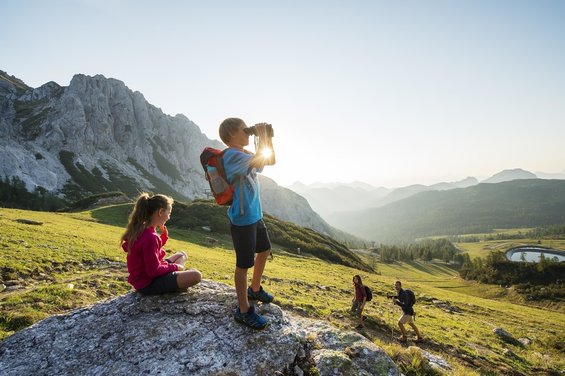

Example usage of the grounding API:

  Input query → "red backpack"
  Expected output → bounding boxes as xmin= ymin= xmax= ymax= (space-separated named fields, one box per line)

xmin=200 ymin=147 xmax=234 ymax=206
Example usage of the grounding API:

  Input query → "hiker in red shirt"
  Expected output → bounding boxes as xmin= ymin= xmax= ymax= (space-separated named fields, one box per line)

xmin=121 ymin=193 xmax=201 ymax=294
xmin=351 ymin=275 xmax=367 ymax=329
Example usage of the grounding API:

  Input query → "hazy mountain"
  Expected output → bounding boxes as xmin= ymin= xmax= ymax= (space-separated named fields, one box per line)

xmin=287 ymin=182 xmax=391 ymax=217
xmin=535 ymin=170 xmax=565 ymax=180
xmin=0 ymin=70 xmax=357 ymax=243
xmin=329 ymin=179 xmax=565 ymax=242
xmin=290 ymin=177 xmax=480 ymax=220
xmin=481 ymin=168 xmax=537 ymax=184
xmin=431 ymin=176 xmax=479 ymax=190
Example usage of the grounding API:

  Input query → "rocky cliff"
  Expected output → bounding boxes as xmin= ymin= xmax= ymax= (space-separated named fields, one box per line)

xmin=0 ymin=71 xmax=217 ymax=200
xmin=0 ymin=280 xmax=399 ymax=376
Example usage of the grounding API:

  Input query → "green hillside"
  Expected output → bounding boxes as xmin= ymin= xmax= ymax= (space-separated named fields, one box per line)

xmin=332 ymin=179 xmax=565 ymax=242
xmin=87 ymin=199 xmax=372 ymax=272
xmin=1 ymin=207 xmax=564 ymax=375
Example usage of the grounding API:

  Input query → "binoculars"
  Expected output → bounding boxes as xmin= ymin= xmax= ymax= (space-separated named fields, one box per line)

xmin=245 ymin=123 xmax=276 ymax=166
xmin=243 ymin=123 xmax=274 ymax=138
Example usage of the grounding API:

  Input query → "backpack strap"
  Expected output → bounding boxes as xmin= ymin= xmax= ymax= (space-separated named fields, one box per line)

xmin=239 ymin=176 xmax=244 ymax=216
xmin=216 ymin=149 xmax=229 ymax=181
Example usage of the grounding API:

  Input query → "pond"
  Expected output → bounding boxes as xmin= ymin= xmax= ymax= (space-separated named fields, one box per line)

xmin=506 ymin=246 xmax=565 ymax=262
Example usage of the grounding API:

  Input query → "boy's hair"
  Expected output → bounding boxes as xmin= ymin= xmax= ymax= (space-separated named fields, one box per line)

xmin=120 ymin=193 xmax=173 ymax=252
xmin=219 ymin=117 xmax=245 ymax=144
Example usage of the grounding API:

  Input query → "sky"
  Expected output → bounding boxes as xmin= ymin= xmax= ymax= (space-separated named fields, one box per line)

xmin=2 ymin=0 xmax=565 ymax=188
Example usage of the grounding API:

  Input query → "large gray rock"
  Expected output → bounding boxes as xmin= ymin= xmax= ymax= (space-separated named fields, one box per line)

xmin=0 ymin=280 xmax=399 ymax=376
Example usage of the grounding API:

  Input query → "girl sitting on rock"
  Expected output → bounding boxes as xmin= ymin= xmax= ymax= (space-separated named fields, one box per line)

xmin=121 ymin=193 xmax=201 ymax=294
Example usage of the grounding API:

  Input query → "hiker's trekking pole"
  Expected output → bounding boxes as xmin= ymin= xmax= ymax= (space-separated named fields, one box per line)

xmin=388 ymin=294 xmax=394 ymax=341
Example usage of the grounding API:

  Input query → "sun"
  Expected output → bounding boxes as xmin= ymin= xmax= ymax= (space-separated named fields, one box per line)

xmin=260 ymin=147 xmax=273 ymax=159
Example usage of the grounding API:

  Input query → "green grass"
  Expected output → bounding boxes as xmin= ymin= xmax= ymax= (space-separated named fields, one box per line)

xmin=0 ymin=207 xmax=564 ymax=375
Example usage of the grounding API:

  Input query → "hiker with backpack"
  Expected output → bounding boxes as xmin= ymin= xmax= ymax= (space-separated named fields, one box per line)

xmin=211 ymin=118 xmax=275 ymax=330
xmin=387 ymin=280 xmax=423 ymax=342
xmin=351 ymin=275 xmax=369 ymax=329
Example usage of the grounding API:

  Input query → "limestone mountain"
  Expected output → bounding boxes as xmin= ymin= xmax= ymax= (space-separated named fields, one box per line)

xmin=0 ymin=70 xmax=353 ymax=242
xmin=0 ymin=70 xmax=215 ymax=201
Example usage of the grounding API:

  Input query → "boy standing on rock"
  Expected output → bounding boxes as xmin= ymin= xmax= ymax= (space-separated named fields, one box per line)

xmin=219 ymin=117 xmax=275 ymax=330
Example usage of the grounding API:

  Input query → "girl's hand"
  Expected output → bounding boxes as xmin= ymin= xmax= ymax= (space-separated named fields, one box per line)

xmin=176 ymin=264 xmax=185 ymax=271
xmin=159 ymin=225 xmax=168 ymax=236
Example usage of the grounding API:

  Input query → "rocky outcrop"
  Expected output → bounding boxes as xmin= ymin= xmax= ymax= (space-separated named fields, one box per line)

xmin=0 ymin=280 xmax=399 ymax=376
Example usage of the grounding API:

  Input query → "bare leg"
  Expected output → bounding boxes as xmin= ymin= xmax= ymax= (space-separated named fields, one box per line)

xmin=176 ymin=269 xmax=201 ymax=289
xmin=409 ymin=322 xmax=422 ymax=339
xmin=398 ymin=322 xmax=407 ymax=338
xmin=235 ymin=266 xmax=250 ymax=313
xmin=250 ymin=250 xmax=270 ymax=292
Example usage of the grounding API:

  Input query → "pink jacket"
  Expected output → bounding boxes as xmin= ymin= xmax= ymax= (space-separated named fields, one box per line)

xmin=123 ymin=227 xmax=177 ymax=290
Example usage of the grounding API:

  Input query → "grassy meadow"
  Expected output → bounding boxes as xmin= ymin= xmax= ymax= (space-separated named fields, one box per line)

xmin=1 ymin=207 xmax=564 ymax=375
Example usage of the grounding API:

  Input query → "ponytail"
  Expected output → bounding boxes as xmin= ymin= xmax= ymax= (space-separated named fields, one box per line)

xmin=120 ymin=193 xmax=173 ymax=252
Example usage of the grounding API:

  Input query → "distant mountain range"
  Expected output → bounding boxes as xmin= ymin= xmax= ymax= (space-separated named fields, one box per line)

xmin=288 ymin=168 xmax=565 ymax=220
xmin=0 ymin=70 xmax=357 ymax=244
xmin=328 ymin=179 xmax=565 ymax=243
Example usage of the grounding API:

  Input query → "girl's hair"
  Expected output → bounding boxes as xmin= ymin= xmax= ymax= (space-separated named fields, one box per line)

xmin=120 ymin=193 xmax=173 ymax=252
xmin=353 ymin=274 xmax=363 ymax=286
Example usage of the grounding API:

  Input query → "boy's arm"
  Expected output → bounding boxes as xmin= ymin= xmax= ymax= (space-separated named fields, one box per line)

xmin=249 ymin=154 xmax=269 ymax=170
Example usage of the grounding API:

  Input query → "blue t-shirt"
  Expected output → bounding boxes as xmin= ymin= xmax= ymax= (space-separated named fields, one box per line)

xmin=223 ymin=148 xmax=263 ymax=226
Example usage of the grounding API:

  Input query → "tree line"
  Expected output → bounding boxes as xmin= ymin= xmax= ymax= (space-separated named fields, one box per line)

xmin=372 ymin=238 xmax=464 ymax=264
xmin=0 ymin=176 xmax=66 ymax=211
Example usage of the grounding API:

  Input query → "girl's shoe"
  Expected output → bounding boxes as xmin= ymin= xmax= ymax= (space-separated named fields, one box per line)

xmin=233 ymin=306 xmax=268 ymax=330
xmin=247 ymin=286 xmax=274 ymax=303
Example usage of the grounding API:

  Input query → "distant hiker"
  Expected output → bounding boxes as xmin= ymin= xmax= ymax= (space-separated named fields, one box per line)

xmin=387 ymin=280 xmax=423 ymax=342
xmin=351 ymin=275 xmax=368 ymax=329
xmin=219 ymin=118 xmax=276 ymax=330
xmin=121 ymin=193 xmax=202 ymax=295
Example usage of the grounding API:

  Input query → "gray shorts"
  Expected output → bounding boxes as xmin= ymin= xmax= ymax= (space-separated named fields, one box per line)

xmin=138 ymin=272 xmax=179 ymax=295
